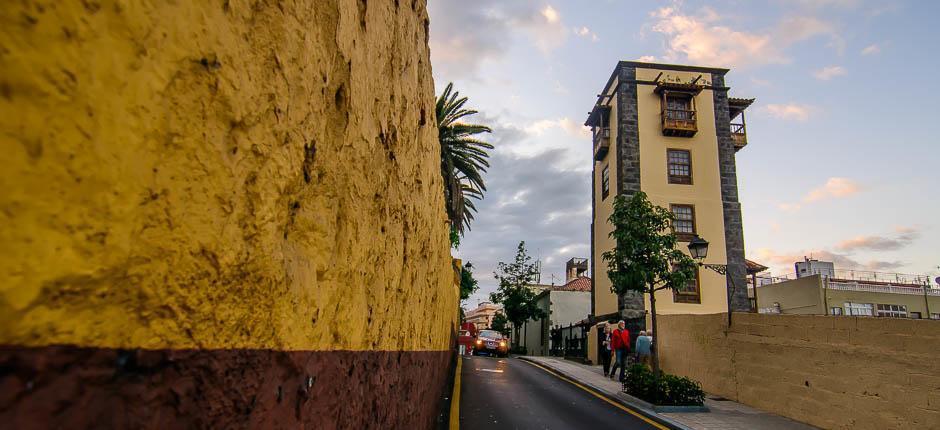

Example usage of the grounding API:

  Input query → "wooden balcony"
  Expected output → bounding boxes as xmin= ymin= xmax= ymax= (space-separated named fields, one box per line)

xmin=731 ymin=122 xmax=747 ymax=151
xmin=593 ymin=127 xmax=610 ymax=161
xmin=662 ymin=109 xmax=697 ymax=137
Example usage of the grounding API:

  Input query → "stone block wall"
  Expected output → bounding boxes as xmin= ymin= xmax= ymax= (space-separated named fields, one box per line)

xmin=0 ymin=1 xmax=457 ymax=428
xmin=657 ymin=313 xmax=940 ymax=429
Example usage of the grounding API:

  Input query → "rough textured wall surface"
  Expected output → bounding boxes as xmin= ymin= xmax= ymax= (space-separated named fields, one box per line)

xmin=657 ymin=313 xmax=940 ymax=429
xmin=0 ymin=0 xmax=457 ymax=428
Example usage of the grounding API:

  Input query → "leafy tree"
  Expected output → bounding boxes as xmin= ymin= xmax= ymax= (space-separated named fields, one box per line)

xmin=436 ymin=83 xmax=493 ymax=242
xmin=490 ymin=312 xmax=509 ymax=336
xmin=602 ymin=192 xmax=697 ymax=373
xmin=459 ymin=262 xmax=479 ymax=302
xmin=490 ymin=241 xmax=546 ymax=347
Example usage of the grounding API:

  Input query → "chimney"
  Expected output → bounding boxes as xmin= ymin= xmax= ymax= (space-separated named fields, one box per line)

xmin=565 ymin=258 xmax=588 ymax=282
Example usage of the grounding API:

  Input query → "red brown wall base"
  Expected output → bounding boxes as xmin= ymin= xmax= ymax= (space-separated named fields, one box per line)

xmin=0 ymin=346 xmax=452 ymax=429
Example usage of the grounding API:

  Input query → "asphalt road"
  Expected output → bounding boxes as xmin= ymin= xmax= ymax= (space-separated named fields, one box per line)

xmin=458 ymin=355 xmax=662 ymax=430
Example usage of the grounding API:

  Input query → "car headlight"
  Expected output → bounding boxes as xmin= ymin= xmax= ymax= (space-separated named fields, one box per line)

xmin=499 ymin=341 xmax=506 ymax=347
xmin=475 ymin=340 xmax=482 ymax=345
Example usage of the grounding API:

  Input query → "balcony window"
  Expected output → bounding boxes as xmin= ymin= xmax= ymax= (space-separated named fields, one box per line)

xmin=601 ymin=164 xmax=610 ymax=200
xmin=729 ymin=98 xmax=754 ymax=151
xmin=656 ymin=83 xmax=701 ymax=137
xmin=670 ymin=204 xmax=696 ymax=241
xmin=667 ymin=149 xmax=692 ymax=184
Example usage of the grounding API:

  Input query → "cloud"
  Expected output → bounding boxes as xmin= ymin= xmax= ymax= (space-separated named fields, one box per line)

xmin=646 ymin=7 xmax=841 ymax=69
xmin=455 ymin=146 xmax=593 ymax=306
xmin=813 ymin=65 xmax=846 ymax=80
xmin=637 ymin=55 xmax=657 ymax=62
xmin=836 ymin=227 xmax=921 ymax=251
xmin=763 ymin=103 xmax=815 ymax=121
xmin=861 ymin=44 xmax=881 ymax=55
xmin=803 ymin=177 xmax=861 ymax=202
xmin=524 ymin=117 xmax=590 ymax=138
xmin=575 ymin=26 xmax=599 ymax=42
xmin=777 ymin=177 xmax=861 ymax=211
xmin=753 ymin=248 xmax=905 ymax=276
xmin=428 ymin=1 xmax=568 ymax=80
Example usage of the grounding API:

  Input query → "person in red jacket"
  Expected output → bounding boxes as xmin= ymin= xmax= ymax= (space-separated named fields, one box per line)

xmin=608 ymin=320 xmax=631 ymax=381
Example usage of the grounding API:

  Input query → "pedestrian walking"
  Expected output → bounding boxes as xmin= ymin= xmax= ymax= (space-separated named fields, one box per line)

xmin=608 ymin=320 xmax=630 ymax=382
xmin=599 ymin=324 xmax=612 ymax=376
xmin=635 ymin=330 xmax=652 ymax=368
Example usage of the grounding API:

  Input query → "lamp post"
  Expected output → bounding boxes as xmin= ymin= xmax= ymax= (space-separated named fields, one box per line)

xmin=687 ymin=235 xmax=738 ymax=327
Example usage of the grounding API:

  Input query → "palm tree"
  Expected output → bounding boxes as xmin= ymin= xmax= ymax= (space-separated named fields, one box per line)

xmin=436 ymin=83 xmax=493 ymax=236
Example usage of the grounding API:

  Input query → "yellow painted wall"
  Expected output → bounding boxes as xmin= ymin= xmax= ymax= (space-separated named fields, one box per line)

xmin=657 ymin=313 xmax=940 ymax=429
xmin=827 ymin=290 xmax=940 ymax=317
xmin=593 ymin=78 xmax=619 ymax=318
xmin=635 ymin=67 xmax=728 ymax=314
xmin=0 ymin=1 xmax=457 ymax=351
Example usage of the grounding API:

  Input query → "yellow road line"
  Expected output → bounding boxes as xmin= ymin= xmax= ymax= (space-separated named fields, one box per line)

xmin=522 ymin=360 xmax=669 ymax=430
xmin=449 ymin=356 xmax=462 ymax=430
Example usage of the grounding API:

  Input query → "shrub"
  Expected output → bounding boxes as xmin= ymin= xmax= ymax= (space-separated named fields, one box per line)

xmin=623 ymin=364 xmax=705 ymax=406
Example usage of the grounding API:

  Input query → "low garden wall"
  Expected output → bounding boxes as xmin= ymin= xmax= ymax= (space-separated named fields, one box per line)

xmin=656 ymin=313 xmax=940 ymax=429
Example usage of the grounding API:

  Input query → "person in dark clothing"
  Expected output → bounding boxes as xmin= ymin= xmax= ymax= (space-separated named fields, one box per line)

xmin=599 ymin=324 xmax=612 ymax=376
xmin=608 ymin=320 xmax=631 ymax=382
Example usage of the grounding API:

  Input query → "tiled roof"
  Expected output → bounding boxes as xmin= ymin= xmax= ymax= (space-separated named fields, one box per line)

xmin=555 ymin=276 xmax=592 ymax=292
xmin=745 ymin=259 xmax=768 ymax=274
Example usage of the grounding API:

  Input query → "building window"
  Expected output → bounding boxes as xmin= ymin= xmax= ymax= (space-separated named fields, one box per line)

xmin=830 ymin=307 xmax=843 ymax=316
xmin=931 ymin=313 xmax=940 ymax=320
xmin=876 ymin=304 xmax=907 ymax=318
xmin=601 ymin=165 xmax=610 ymax=200
xmin=670 ymin=204 xmax=696 ymax=241
xmin=844 ymin=302 xmax=873 ymax=316
xmin=673 ymin=266 xmax=701 ymax=304
xmin=666 ymin=95 xmax=693 ymax=120
xmin=667 ymin=149 xmax=692 ymax=184
xmin=910 ymin=312 xmax=922 ymax=319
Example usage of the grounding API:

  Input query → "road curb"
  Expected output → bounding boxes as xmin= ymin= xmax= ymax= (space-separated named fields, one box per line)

xmin=517 ymin=357 xmax=694 ymax=430
xmin=448 ymin=356 xmax=462 ymax=430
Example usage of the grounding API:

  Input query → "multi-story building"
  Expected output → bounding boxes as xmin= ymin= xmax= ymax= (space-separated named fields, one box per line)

xmin=585 ymin=61 xmax=754 ymax=327
xmin=756 ymin=264 xmax=939 ymax=319
xmin=464 ymin=302 xmax=503 ymax=331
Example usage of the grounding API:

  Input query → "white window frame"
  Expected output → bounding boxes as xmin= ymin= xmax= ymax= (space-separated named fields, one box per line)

xmin=876 ymin=304 xmax=907 ymax=318
xmin=830 ymin=307 xmax=843 ymax=316
xmin=844 ymin=302 xmax=873 ymax=316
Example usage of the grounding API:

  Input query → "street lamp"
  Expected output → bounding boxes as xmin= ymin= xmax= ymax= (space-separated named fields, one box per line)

xmin=687 ymin=235 xmax=738 ymax=326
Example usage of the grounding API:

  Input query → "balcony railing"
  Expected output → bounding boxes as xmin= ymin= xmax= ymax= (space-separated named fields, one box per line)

xmin=827 ymin=281 xmax=940 ymax=297
xmin=730 ymin=122 xmax=747 ymax=149
xmin=593 ymin=127 xmax=610 ymax=161
xmin=662 ymin=109 xmax=697 ymax=137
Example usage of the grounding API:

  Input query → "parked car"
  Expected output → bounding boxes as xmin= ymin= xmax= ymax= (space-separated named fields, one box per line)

xmin=473 ymin=330 xmax=508 ymax=357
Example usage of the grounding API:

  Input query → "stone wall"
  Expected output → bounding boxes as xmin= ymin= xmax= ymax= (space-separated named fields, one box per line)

xmin=656 ymin=313 xmax=940 ymax=429
xmin=0 ymin=1 xmax=457 ymax=428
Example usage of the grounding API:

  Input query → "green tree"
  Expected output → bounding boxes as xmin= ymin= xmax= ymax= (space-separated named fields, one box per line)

xmin=490 ymin=312 xmax=509 ymax=336
xmin=436 ymin=83 xmax=493 ymax=244
xmin=490 ymin=241 xmax=546 ymax=348
xmin=459 ymin=262 xmax=479 ymax=302
xmin=602 ymin=192 xmax=697 ymax=373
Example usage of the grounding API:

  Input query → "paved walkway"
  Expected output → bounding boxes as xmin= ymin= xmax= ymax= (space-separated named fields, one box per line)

xmin=520 ymin=356 xmax=816 ymax=430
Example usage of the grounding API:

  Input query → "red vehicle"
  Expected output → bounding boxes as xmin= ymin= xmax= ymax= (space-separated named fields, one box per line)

xmin=457 ymin=322 xmax=477 ymax=356
xmin=473 ymin=329 xmax=508 ymax=357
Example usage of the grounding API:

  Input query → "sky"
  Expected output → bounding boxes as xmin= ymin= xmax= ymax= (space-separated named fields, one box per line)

xmin=427 ymin=0 xmax=940 ymax=308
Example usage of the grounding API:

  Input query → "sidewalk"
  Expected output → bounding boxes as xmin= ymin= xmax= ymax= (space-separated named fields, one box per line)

xmin=519 ymin=356 xmax=816 ymax=430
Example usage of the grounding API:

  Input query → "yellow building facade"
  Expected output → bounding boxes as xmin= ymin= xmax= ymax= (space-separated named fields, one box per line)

xmin=586 ymin=62 xmax=753 ymax=323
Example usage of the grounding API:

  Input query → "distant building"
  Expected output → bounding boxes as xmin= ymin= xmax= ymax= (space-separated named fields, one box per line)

xmin=464 ymin=302 xmax=502 ymax=331
xmin=794 ymin=257 xmax=835 ymax=278
xmin=756 ymin=264 xmax=938 ymax=319
xmin=520 ymin=262 xmax=592 ymax=356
